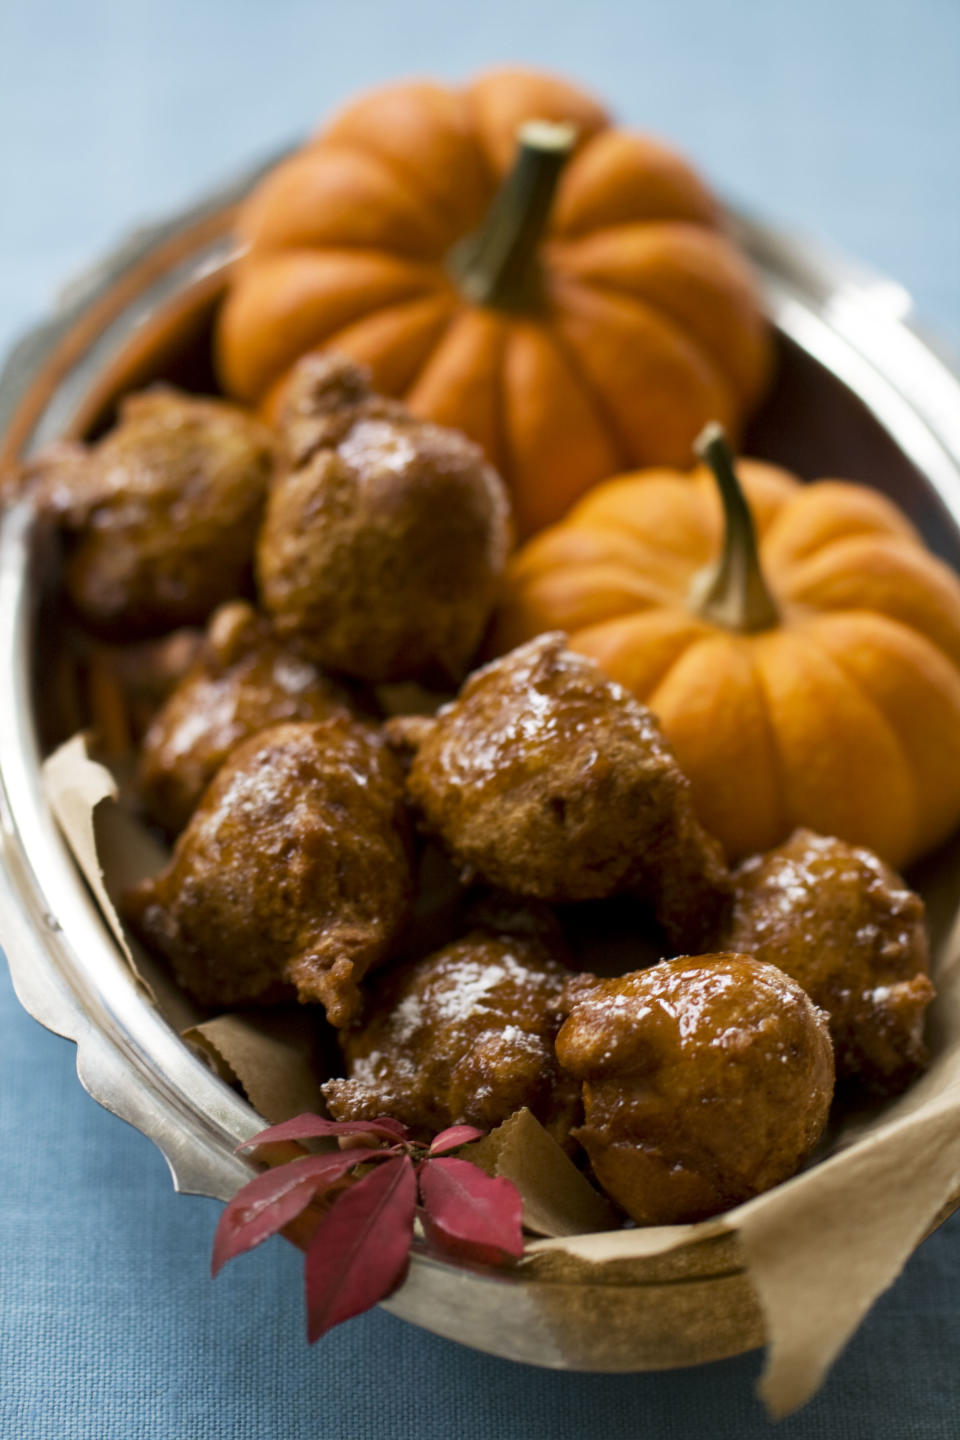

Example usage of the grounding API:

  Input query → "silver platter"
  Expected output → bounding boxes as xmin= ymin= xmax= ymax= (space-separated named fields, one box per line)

xmin=3 ymin=164 xmax=960 ymax=1370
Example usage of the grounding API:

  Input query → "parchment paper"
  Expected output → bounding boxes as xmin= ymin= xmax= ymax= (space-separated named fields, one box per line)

xmin=184 ymin=1009 xmax=331 ymax=1123
xmin=464 ymin=1108 xmax=619 ymax=1237
xmin=42 ymin=732 xmax=960 ymax=1415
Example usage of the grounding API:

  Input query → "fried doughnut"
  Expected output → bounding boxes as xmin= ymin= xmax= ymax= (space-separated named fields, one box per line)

xmin=323 ymin=926 xmax=579 ymax=1146
xmin=389 ymin=633 xmax=730 ymax=950
xmin=257 ymin=353 xmax=512 ymax=684
xmin=137 ymin=600 xmax=359 ymax=835
xmin=61 ymin=388 xmax=273 ymax=635
xmin=556 ymin=954 xmax=834 ymax=1224
xmin=723 ymin=828 xmax=934 ymax=1089
xmin=125 ymin=718 xmax=412 ymax=1025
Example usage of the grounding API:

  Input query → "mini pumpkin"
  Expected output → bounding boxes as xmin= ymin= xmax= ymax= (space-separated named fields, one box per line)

xmin=216 ymin=67 xmax=771 ymax=537
xmin=494 ymin=427 xmax=960 ymax=868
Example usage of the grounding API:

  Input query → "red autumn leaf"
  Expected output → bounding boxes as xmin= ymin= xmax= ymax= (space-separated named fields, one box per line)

xmin=304 ymin=1154 xmax=417 ymax=1341
xmin=212 ymin=1150 xmax=378 ymax=1275
xmin=235 ymin=1113 xmax=409 ymax=1152
xmin=428 ymin=1125 xmax=485 ymax=1156
xmin=419 ymin=1157 xmax=525 ymax=1267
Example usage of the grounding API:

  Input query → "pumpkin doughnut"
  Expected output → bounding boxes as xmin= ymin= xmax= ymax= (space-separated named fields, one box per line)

xmin=556 ymin=955 xmax=834 ymax=1224
xmin=58 ymin=388 xmax=274 ymax=637
xmin=257 ymin=352 xmax=512 ymax=686
xmin=723 ymin=829 xmax=935 ymax=1090
xmin=137 ymin=600 xmax=363 ymax=837
xmin=124 ymin=718 xmax=412 ymax=1026
xmin=387 ymin=632 xmax=730 ymax=950
xmin=323 ymin=925 xmax=580 ymax=1149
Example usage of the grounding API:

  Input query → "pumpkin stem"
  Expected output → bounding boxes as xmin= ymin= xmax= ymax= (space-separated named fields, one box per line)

xmin=692 ymin=423 xmax=779 ymax=633
xmin=448 ymin=120 xmax=577 ymax=310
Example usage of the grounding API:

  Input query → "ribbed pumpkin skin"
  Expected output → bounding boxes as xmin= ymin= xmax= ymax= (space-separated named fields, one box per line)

xmin=216 ymin=68 xmax=771 ymax=537
xmin=494 ymin=459 xmax=960 ymax=868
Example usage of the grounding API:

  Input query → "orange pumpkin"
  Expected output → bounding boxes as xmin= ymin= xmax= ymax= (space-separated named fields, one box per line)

xmin=494 ymin=427 xmax=960 ymax=869
xmin=216 ymin=68 xmax=772 ymax=537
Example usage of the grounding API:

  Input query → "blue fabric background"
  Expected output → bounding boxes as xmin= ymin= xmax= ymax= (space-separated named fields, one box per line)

xmin=2 ymin=2 xmax=960 ymax=1435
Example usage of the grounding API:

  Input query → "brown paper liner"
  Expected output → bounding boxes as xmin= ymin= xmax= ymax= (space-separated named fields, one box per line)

xmin=183 ymin=1010 xmax=330 ymax=1123
xmin=464 ymin=1108 xmax=619 ymax=1237
xmin=42 ymin=734 xmax=140 ymax=973
xmin=41 ymin=732 xmax=960 ymax=1414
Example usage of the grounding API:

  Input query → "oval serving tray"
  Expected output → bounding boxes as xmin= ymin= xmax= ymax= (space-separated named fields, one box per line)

xmin=3 ymin=163 xmax=960 ymax=1371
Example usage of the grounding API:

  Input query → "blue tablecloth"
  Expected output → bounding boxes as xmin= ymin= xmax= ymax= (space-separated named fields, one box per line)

xmin=3 ymin=2 xmax=960 ymax=1434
